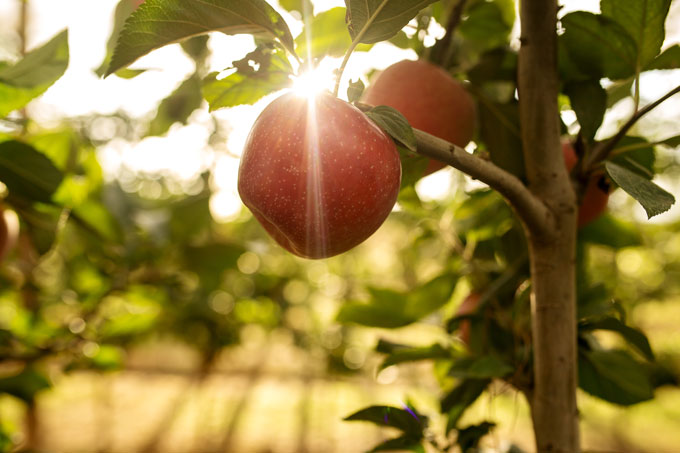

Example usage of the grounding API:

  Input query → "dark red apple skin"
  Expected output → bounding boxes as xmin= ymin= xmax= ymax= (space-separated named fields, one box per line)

xmin=362 ymin=59 xmax=476 ymax=175
xmin=238 ymin=92 xmax=402 ymax=259
xmin=562 ymin=143 xmax=609 ymax=227
xmin=456 ymin=293 xmax=480 ymax=347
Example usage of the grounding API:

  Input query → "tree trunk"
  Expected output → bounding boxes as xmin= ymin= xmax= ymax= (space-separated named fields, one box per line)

xmin=518 ymin=0 xmax=580 ymax=451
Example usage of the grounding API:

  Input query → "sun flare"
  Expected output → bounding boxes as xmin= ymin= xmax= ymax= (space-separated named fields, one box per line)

xmin=291 ymin=63 xmax=337 ymax=99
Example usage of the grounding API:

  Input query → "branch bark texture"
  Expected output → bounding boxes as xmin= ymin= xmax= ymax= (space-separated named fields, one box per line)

xmin=414 ymin=129 xmax=553 ymax=235
xmin=518 ymin=1 xmax=580 ymax=452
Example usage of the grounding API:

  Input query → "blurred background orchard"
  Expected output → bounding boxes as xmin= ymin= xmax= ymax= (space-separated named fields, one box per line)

xmin=1 ymin=0 xmax=680 ymax=452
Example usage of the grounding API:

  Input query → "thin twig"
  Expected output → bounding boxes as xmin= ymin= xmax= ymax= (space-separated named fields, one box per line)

xmin=429 ymin=0 xmax=467 ymax=66
xmin=583 ymin=84 xmax=680 ymax=172
xmin=333 ymin=1 xmax=390 ymax=96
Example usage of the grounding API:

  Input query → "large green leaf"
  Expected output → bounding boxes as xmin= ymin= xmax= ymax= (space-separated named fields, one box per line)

xmin=459 ymin=0 xmax=515 ymax=52
xmin=295 ymin=7 xmax=370 ymax=60
xmin=202 ymin=46 xmax=293 ymax=110
xmin=0 ymin=30 xmax=69 ymax=117
xmin=605 ymin=161 xmax=674 ymax=218
xmin=601 ymin=0 xmax=671 ymax=71
xmin=478 ymin=101 xmax=524 ymax=179
xmin=345 ymin=0 xmax=438 ymax=44
xmin=0 ymin=141 xmax=64 ymax=203
xmin=560 ymin=12 xmax=637 ymax=81
xmin=579 ymin=349 xmax=654 ymax=405
xmin=565 ymin=79 xmax=606 ymax=142
xmin=106 ymin=0 xmax=297 ymax=76
xmin=95 ymin=0 xmax=143 ymax=77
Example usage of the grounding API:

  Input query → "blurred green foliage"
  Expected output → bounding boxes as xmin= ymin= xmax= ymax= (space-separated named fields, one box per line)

xmin=0 ymin=0 xmax=679 ymax=451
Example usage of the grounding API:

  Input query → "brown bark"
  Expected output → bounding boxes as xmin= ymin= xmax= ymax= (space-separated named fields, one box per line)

xmin=518 ymin=1 xmax=580 ymax=452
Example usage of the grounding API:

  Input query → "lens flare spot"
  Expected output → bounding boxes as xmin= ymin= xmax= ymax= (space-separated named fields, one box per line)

xmin=291 ymin=65 xmax=335 ymax=99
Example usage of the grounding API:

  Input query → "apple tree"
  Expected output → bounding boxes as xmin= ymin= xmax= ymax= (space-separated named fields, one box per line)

xmin=1 ymin=0 xmax=679 ymax=452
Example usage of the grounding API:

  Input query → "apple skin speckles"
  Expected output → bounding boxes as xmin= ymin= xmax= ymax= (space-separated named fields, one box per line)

xmin=237 ymin=92 xmax=402 ymax=259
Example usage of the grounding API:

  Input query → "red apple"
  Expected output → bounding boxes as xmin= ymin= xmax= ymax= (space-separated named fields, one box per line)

xmin=562 ymin=142 xmax=609 ymax=227
xmin=456 ymin=293 xmax=480 ymax=346
xmin=238 ymin=91 xmax=401 ymax=259
xmin=362 ymin=59 xmax=476 ymax=175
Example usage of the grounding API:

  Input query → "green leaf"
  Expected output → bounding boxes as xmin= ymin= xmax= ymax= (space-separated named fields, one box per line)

xmin=347 ymin=78 xmax=365 ymax=104
xmin=448 ymin=356 xmax=514 ymax=379
xmin=0 ymin=367 xmax=50 ymax=403
xmin=467 ymin=47 xmax=518 ymax=84
xmin=95 ymin=0 xmax=141 ymax=77
xmin=456 ymin=422 xmax=496 ymax=452
xmin=578 ymin=213 xmax=642 ymax=248
xmin=370 ymin=435 xmax=424 ymax=452
xmin=606 ymin=78 xmax=634 ymax=107
xmin=148 ymin=74 xmax=203 ymax=136
xmin=560 ymin=12 xmax=637 ymax=80
xmin=459 ymin=0 xmax=515 ymax=52
xmin=441 ymin=379 xmax=489 ymax=433
xmin=376 ymin=340 xmax=451 ymax=370
xmin=478 ymin=101 xmax=524 ymax=179
xmin=106 ymin=0 xmax=297 ymax=76
xmin=345 ymin=0 xmax=438 ymax=44
xmin=0 ymin=141 xmax=64 ymax=203
xmin=601 ymin=0 xmax=671 ymax=70
xmin=365 ymin=105 xmax=416 ymax=152
xmin=337 ymin=274 xmax=457 ymax=328
xmin=181 ymin=35 xmax=210 ymax=62
xmin=565 ymin=80 xmax=606 ymax=142
xmin=579 ymin=317 xmax=654 ymax=361
xmin=279 ymin=0 xmax=312 ymax=14
xmin=658 ymin=134 xmax=680 ymax=148
xmin=578 ymin=349 xmax=654 ymax=405
xmin=609 ymin=136 xmax=656 ymax=179
xmin=344 ymin=405 xmax=427 ymax=435
xmin=605 ymin=161 xmax=674 ymax=218
xmin=72 ymin=199 xmax=122 ymax=243
xmin=9 ymin=203 xmax=61 ymax=254
xmin=295 ymin=7 xmax=369 ymax=60
xmin=0 ymin=30 xmax=69 ymax=117
xmin=647 ymin=44 xmax=680 ymax=70
xmin=202 ymin=46 xmax=292 ymax=110
xmin=397 ymin=147 xmax=429 ymax=189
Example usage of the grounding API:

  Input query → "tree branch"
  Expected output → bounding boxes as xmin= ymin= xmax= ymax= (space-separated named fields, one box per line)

xmin=583 ymin=83 xmax=680 ymax=172
xmin=414 ymin=129 xmax=553 ymax=235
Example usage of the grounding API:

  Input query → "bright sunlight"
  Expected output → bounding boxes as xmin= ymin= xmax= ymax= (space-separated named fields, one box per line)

xmin=291 ymin=60 xmax=338 ymax=99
